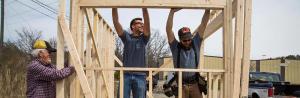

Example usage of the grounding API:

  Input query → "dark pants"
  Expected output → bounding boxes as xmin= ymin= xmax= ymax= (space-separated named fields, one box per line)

xmin=175 ymin=83 xmax=203 ymax=98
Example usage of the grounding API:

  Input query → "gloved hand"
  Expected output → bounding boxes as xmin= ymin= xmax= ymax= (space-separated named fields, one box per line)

xmin=163 ymin=83 xmax=174 ymax=97
xmin=70 ymin=66 xmax=75 ymax=73
xmin=64 ymin=59 xmax=70 ymax=68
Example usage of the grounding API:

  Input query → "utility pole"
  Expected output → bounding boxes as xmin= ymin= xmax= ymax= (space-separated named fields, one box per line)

xmin=0 ymin=0 xmax=4 ymax=48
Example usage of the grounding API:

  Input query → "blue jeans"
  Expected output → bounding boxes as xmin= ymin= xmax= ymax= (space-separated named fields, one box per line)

xmin=118 ymin=73 xmax=146 ymax=98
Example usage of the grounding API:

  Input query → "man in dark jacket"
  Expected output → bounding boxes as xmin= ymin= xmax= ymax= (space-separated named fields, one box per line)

xmin=166 ymin=9 xmax=210 ymax=98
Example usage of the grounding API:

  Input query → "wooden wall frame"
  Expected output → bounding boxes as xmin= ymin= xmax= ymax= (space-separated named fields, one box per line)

xmin=56 ymin=0 xmax=252 ymax=98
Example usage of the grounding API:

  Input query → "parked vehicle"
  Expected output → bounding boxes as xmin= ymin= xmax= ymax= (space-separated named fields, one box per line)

xmin=248 ymin=72 xmax=300 ymax=98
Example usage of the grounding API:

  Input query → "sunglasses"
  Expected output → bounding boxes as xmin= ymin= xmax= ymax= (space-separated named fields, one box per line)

xmin=182 ymin=39 xmax=192 ymax=42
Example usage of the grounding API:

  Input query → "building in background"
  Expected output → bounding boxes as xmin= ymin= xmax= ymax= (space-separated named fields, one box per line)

xmin=160 ymin=56 xmax=300 ymax=84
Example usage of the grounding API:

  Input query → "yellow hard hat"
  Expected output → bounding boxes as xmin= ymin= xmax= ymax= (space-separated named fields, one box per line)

xmin=33 ymin=40 xmax=57 ymax=52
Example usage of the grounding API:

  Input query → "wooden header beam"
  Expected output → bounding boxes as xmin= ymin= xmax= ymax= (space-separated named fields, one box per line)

xmin=78 ymin=0 xmax=226 ymax=9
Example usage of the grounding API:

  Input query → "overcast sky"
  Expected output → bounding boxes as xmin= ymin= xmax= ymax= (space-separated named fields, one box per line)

xmin=3 ymin=0 xmax=300 ymax=59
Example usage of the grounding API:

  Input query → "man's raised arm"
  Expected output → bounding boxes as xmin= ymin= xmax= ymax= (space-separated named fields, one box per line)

xmin=195 ymin=10 xmax=210 ymax=39
xmin=166 ymin=9 xmax=180 ymax=43
xmin=112 ymin=8 xmax=124 ymax=36
xmin=142 ymin=8 xmax=151 ymax=38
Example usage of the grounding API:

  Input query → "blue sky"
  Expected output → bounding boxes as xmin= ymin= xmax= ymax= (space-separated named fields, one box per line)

xmin=3 ymin=0 xmax=300 ymax=59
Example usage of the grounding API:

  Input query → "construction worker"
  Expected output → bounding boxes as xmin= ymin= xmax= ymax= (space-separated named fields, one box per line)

xmin=165 ymin=9 xmax=210 ymax=98
xmin=26 ymin=40 xmax=75 ymax=98
xmin=112 ymin=8 xmax=151 ymax=98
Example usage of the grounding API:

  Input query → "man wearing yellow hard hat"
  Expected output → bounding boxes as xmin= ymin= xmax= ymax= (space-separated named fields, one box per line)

xmin=33 ymin=40 xmax=57 ymax=53
xmin=26 ymin=40 xmax=75 ymax=98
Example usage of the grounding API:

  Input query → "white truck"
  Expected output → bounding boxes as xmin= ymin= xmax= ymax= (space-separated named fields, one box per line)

xmin=248 ymin=72 xmax=300 ymax=98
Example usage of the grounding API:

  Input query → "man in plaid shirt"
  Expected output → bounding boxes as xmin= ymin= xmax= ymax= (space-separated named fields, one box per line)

xmin=26 ymin=40 xmax=75 ymax=98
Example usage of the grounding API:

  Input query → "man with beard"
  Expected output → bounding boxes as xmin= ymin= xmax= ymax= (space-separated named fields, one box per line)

xmin=26 ymin=40 xmax=75 ymax=98
xmin=165 ymin=9 xmax=210 ymax=98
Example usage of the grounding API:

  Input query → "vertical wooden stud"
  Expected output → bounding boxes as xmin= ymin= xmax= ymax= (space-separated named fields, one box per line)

xmin=56 ymin=0 xmax=65 ymax=97
xmin=232 ymin=0 xmax=245 ymax=97
xmin=240 ymin=0 xmax=252 ymax=97
xmin=178 ymin=71 xmax=183 ymax=98
xmin=223 ymin=0 xmax=233 ymax=97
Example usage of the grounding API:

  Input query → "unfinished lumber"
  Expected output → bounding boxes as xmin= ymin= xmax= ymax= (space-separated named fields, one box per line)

xmin=78 ymin=0 xmax=226 ymax=9
xmin=178 ymin=71 xmax=183 ymax=98
xmin=223 ymin=0 xmax=234 ymax=97
xmin=56 ymin=0 xmax=66 ymax=98
xmin=240 ymin=0 xmax=252 ymax=97
xmin=59 ymin=17 xmax=94 ymax=98
xmin=84 ymin=8 xmax=111 ymax=98
xmin=202 ymin=0 xmax=237 ymax=40
xmin=232 ymin=0 xmax=245 ymax=97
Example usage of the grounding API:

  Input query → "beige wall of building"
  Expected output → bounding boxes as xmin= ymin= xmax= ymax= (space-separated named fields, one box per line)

xmin=253 ymin=59 xmax=300 ymax=84
xmin=203 ymin=56 xmax=223 ymax=69
xmin=161 ymin=56 xmax=300 ymax=84
xmin=259 ymin=59 xmax=281 ymax=73
xmin=285 ymin=60 xmax=300 ymax=84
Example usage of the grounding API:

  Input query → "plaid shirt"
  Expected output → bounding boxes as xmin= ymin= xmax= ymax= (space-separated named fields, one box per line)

xmin=26 ymin=59 xmax=74 ymax=98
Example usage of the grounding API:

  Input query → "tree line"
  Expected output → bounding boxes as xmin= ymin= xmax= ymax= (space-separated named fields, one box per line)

xmin=0 ymin=28 xmax=170 ymax=97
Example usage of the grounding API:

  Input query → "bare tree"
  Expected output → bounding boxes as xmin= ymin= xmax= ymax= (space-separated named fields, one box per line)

xmin=146 ymin=29 xmax=170 ymax=68
xmin=0 ymin=27 xmax=43 ymax=97
xmin=0 ymin=41 xmax=28 ymax=97
xmin=14 ymin=28 xmax=42 ymax=54
xmin=115 ymin=36 xmax=124 ymax=63
xmin=49 ymin=37 xmax=57 ymax=49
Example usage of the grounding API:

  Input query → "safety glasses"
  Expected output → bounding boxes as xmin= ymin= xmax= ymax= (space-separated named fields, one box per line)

xmin=182 ymin=39 xmax=192 ymax=42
